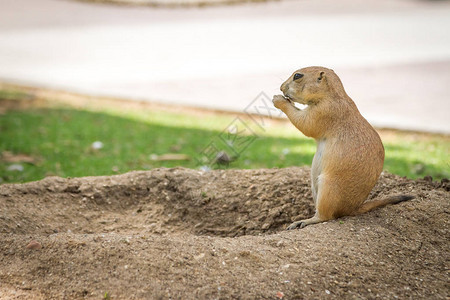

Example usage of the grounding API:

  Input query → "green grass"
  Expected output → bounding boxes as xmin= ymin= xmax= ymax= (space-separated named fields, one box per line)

xmin=0 ymin=90 xmax=449 ymax=183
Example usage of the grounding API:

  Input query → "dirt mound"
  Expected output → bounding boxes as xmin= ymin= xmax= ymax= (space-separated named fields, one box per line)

xmin=0 ymin=167 xmax=448 ymax=299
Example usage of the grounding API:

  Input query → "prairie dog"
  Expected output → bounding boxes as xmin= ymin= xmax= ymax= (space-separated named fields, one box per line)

xmin=273 ymin=66 xmax=413 ymax=230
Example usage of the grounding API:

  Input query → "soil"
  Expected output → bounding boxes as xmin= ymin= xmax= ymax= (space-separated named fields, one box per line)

xmin=0 ymin=167 xmax=448 ymax=299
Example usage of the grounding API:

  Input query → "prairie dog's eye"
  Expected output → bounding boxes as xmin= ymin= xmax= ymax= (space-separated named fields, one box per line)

xmin=293 ymin=73 xmax=304 ymax=81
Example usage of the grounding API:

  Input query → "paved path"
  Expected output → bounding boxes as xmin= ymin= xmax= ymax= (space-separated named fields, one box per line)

xmin=1 ymin=0 xmax=449 ymax=133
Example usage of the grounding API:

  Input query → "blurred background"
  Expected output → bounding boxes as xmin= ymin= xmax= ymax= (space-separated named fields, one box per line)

xmin=0 ymin=0 xmax=449 ymax=182
xmin=1 ymin=0 xmax=450 ymax=132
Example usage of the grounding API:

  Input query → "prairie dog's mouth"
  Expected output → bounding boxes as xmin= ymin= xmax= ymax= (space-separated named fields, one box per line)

xmin=284 ymin=94 xmax=308 ymax=110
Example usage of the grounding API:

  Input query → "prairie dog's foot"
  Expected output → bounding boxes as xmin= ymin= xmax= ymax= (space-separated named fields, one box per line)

xmin=272 ymin=94 xmax=291 ymax=110
xmin=286 ymin=215 xmax=324 ymax=230
xmin=286 ymin=221 xmax=306 ymax=230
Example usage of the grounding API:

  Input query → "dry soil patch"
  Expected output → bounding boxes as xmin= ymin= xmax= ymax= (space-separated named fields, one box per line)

xmin=0 ymin=167 xmax=448 ymax=299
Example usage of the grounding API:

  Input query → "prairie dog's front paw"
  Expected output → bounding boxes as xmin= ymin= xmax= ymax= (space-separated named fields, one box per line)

xmin=272 ymin=95 xmax=290 ymax=110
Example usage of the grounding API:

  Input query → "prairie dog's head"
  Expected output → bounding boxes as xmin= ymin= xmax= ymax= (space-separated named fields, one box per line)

xmin=280 ymin=66 xmax=343 ymax=105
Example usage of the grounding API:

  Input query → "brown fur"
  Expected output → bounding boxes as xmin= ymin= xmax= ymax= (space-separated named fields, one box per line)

xmin=272 ymin=66 xmax=413 ymax=230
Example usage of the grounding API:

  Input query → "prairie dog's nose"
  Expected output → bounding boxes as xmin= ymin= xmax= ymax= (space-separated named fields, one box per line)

xmin=280 ymin=82 xmax=287 ymax=94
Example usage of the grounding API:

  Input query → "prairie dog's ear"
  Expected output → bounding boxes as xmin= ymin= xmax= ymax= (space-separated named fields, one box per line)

xmin=317 ymin=71 xmax=325 ymax=82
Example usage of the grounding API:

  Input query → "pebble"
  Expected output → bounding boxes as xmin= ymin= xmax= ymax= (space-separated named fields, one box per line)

xmin=7 ymin=164 xmax=24 ymax=172
xmin=194 ymin=253 xmax=205 ymax=260
xmin=26 ymin=240 xmax=42 ymax=250
xmin=91 ymin=141 xmax=104 ymax=150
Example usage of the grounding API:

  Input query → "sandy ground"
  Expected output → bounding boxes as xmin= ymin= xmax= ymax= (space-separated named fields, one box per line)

xmin=0 ymin=167 xmax=448 ymax=299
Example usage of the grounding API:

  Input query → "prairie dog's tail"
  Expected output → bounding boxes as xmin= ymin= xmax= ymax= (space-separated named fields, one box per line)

xmin=353 ymin=195 xmax=415 ymax=216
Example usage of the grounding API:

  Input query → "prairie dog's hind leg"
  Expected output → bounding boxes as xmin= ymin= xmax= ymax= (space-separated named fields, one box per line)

xmin=286 ymin=180 xmax=336 ymax=230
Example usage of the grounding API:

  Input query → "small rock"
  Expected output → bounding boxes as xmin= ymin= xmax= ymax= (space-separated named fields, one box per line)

xmin=423 ymin=175 xmax=433 ymax=182
xmin=194 ymin=253 xmax=205 ymax=260
xmin=26 ymin=240 xmax=42 ymax=250
xmin=7 ymin=164 xmax=24 ymax=172
xmin=262 ymin=223 xmax=270 ymax=230
xmin=199 ymin=165 xmax=211 ymax=172
xmin=91 ymin=141 xmax=103 ymax=150
xmin=215 ymin=151 xmax=233 ymax=165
